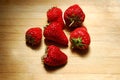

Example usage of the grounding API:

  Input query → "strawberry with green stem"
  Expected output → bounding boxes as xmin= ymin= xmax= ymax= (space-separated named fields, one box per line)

xmin=64 ymin=4 xmax=85 ymax=29
xmin=70 ymin=26 xmax=90 ymax=49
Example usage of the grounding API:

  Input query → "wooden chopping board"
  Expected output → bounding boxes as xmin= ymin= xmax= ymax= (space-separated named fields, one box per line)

xmin=0 ymin=0 xmax=120 ymax=80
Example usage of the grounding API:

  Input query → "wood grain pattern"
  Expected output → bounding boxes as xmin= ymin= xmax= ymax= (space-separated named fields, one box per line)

xmin=0 ymin=0 xmax=120 ymax=80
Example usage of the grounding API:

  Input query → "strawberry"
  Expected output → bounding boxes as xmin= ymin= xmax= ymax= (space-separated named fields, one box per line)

xmin=47 ymin=7 xmax=64 ymax=29
xmin=70 ymin=27 xmax=90 ymax=49
xmin=56 ymin=17 xmax=65 ymax=29
xmin=42 ymin=45 xmax=68 ymax=67
xmin=43 ymin=22 xmax=68 ymax=46
xmin=79 ymin=25 xmax=87 ymax=31
xmin=64 ymin=4 xmax=85 ymax=29
xmin=25 ymin=27 xmax=42 ymax=46
xmin=47 ymin=7 xmax=62 ymax=23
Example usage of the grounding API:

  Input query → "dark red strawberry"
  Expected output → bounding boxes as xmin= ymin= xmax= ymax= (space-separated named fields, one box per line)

xmin=64 ymin=4 xmax=85 ymax=29
xmin=70 ymin=27 xmax=90 ymax=49
xmin=25 ymin=27 xmax=42 ymax=46
xmin=44 ymin=22 xmax=68 ymax=46
xmin=47 ymin=7 xmax=64 ymax=29
xmin=42 ymin=45 xmax=68 ymax=67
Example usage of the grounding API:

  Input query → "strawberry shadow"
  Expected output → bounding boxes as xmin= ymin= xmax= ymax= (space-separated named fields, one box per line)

xmin=26 ymin=41 xmax=42 ymax=50
xmin=44 ymin=39 xmax=68 ymax=48
xmin=44 ymin=63 xmax=67 ymax=72
xmin=70 ymin=45 xmax=90 ymax=57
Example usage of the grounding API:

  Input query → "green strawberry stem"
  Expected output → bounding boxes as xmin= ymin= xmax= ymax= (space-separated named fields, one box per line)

xmin=71 ymin=37 xmax=85 ymax=48
xmin=68 ymin=15 xmax=82 ymax=27
xmin=69 ymin=20 xmax=74 ymax=27
xmin=26 ymin=35 xmax=35 ymax=45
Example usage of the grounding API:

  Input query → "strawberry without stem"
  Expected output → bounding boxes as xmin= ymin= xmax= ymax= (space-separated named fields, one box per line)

xmin=42 ymin=45 xmax=68 ymax=67
xmin=64 ymin=4 xmax=85 ymax=29
xmin=56 ymin=17 xmax=65 ymax=29
xmin=25 ymin=27 xmax=42 ymax=47
xmin=44 ymin=22 xmax=68 ymax=46
xmin=70 ymin=27 xmax=90 ymax=49
xmin=47 ymin=7 xmax=64 ymax=29
xmin=47 ymin=7 xmax=62 ymax=23
xmin=78 ymin=25 xmax=87 ymax=31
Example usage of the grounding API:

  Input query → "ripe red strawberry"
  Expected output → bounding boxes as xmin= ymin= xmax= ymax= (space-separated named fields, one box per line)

xmin=44 ymin=22 xmax=68 ymax=46
xmin=70 ymin=27 xmax=90 ymax=49
xmin=42 ymin=45 xmax=68 ymax=67
xmin=47 ymin=7 xmax=62 ymax=22
xmin=47 ymin=7 xmax=64 ymax=29
xmin=64 ymin=4 xmax=85 ymax=29
xmin=79 ymin=25 xmax=87 ymax=31
xmin=25 ymin=27 xmax=42 ymax=46
xmin=56 ymin=17 xmax=65 ymax=29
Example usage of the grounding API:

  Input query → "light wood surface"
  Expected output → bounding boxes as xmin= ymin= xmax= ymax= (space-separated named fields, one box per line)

xmin=0 ymin=0 xmax=120 ymax=80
